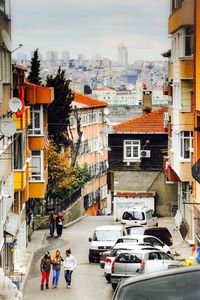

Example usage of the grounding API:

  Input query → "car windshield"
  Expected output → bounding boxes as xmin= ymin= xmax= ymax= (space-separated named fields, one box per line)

xmin=93 ymin=230 xmax=122 ymax=241
xmin=118 ymin=270 xmax=200 ymax=300
xmin=127 ymin=227 xmax=145 ymax=235
xmin=123 ymin=211 xmax=145 ymax=221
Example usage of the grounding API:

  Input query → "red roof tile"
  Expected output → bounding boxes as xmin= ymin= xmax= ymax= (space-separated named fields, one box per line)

xmin=74 ymin=92 xmax=107 ymax=107
xmin=113 ymin=107 xmax=168 ymax=133
xmin=115 ymin=192 xmax=156 ymax=198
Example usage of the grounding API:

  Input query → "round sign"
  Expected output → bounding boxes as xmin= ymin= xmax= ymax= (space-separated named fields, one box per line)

xmin=0 ymin=118 xmax=16 ymax=137
xmin=9 ymin=97 xmax=23 ymax=113
xmin=103 ymin=108 xmax=110 ymax=116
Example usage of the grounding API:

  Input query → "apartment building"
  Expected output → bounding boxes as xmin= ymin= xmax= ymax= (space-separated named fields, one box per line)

xmin=168 ymin=0 xmax=194 ymax=238
xmin=0 ymin=0 xmax=16 ymax=273
xmin=70 ymin=93 xmax=109 ymax=215
xmin=93 ymin=87 xmax=136 ymax=106
xmin=192 ymin=1 xmax=200 ymax=243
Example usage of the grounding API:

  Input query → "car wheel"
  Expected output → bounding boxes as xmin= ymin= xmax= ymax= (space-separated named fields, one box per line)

xmin=105 ymin=274 xmax=111 ymax=283
xmin=112 ymin=283 xmax=118 ymax=290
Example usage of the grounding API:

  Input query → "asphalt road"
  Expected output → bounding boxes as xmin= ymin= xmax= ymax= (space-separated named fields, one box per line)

xmin=23 ymin=216 xmax=114 ymax=300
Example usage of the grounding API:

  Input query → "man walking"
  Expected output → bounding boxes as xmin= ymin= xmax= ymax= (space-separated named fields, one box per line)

xmin=63 ymin=249 xmax=77 ymax=288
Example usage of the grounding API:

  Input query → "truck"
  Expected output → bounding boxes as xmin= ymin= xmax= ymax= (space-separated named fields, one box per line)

xmin=113 ymin=191 xmax=156 ymax=221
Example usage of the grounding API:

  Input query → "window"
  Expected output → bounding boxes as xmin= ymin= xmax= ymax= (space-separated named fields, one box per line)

xmin=124 ymin=140 xmax=140 ymax=161
xmin=98 ymin=111 xmax=103 ymax=123
xmin=81 ymin=113 xmax=88 ymax=126
xmin=31 ymin=150 xmax=43 ymax=181
xmin=88 ymin=112 xmax=93 ymax=124
xmin=69 ymin=115 xmax=76 ymax=128
xmin=93 ymin=112 xmax=97 ymax=123
xmin=180 ymin=131 xmax=193 ymax=160
xmin=28 ymin=105 xmax=43 ymax=135
xmin=184 ymin=26 xmax=193 ymax=56
xmin=14 ymin=132 xmax=26 ymax=169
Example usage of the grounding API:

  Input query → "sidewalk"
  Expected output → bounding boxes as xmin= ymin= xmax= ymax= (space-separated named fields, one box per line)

xmin=158 ymin=217 xmax=192 ymax=260
xmin=19 ymin=215 xmax=87 ymax=292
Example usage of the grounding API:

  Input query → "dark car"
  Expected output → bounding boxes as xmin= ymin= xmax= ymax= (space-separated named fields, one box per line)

xmin=112 ymin=265 xmax=200 ymax=300
xmin=126 ymin=226 xmax=173 ymax=246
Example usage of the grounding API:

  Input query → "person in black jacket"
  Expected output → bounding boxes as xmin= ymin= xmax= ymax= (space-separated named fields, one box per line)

xmin=40 ymin=251 xmax=51 ymax=290
xmin=56 ymin=212 xmax=64 ymax=237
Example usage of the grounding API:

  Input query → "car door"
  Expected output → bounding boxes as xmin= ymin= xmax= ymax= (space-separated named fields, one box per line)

xmin=158 ymin=252 xmax=174 ymax=270
xmin=144 ymin=251 xmax=165 ymax=274
xmin=148 ymin=210 xmax=157 ymax=226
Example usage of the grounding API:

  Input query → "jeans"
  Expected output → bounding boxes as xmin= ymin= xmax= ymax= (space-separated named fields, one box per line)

xmin=52 ymin=269 xmax=60 ymax=286
xmin=64 ymin=270 xmax=73 ymax=286
xmin=50 ymin=223 xmax=55 ymax=236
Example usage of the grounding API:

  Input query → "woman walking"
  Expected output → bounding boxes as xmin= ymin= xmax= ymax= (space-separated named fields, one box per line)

xmin=40 ymin=251 xmax=51 ymax=290
xmin=49 ymin=213 xmax=55 ymax=236
xmin=56 ymin=212 xmax=64 ymax=237
xmin=51 ymin=250 xmax=63 ymax=288
xmin=63 ymin=248 xmax=77 ymax=288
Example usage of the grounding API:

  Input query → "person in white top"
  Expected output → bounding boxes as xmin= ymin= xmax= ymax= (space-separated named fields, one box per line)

xmin=63 ymin=248 xmax=77 ymax=288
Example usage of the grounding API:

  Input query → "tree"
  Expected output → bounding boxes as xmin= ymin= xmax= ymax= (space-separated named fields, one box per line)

xmin=46 ymin=67 xmax=74 ymax=148
xmin=27 ymin=49 xmax=42 ymax=85
xmin=47 ymin=141 xmax=91 ymax=204
xmin=84 ymin=84 xmax=92 ymax=94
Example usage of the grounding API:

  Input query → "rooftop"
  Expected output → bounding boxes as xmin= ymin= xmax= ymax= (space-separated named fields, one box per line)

xmin=73 ymin=92 xmax=108 ymax=108
xmin=113 ymin=107 xmax=168 ymax=133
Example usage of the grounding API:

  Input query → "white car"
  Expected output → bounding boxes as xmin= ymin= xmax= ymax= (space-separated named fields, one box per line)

xmin=103 ymin=243 xmax=158 ymax=283
xmin=114 ymin=235 xmax=171 ymax=254
xmin=88 ymin=225 xmax=127 ymax=263
xmin=111 ymin=249 xmax=175 ymax=290
xmin=121 ymin=206 xmax=158 ymax=227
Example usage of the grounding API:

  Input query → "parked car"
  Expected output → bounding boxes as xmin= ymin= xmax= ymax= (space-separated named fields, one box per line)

xmin=100 ymin=241 xmax=152 ymax=269
xmin=121 ymin=206 xmax=158 ymax=227
xmin=126 ymin=226 xmax=173 ymax=246
xmin=114 ymin=235 xmax=172 ymax=254
xmin=103 ymin=243 xmax=158 ymax=283
xmin=88 ymin=225 xmax=127 ymax=263
xmin=110 ymin=248 xmax=174 ymax=290
xmin=112 ymin=265 xmax=200 ymax=300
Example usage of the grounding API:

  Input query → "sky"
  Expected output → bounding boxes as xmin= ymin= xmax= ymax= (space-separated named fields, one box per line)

xmin=11 ymin=0 xmax=170 ymax=63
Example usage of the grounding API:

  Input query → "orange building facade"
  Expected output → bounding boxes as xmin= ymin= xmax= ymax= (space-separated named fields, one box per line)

xmin=70 ymin=93 xmax=109 ymax=216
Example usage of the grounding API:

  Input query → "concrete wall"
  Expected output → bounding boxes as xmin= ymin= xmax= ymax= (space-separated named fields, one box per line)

xmin=114 ymin=171 xmax=178 ymax=217
xmin=33 ymin=197 xmax=84 ymax=230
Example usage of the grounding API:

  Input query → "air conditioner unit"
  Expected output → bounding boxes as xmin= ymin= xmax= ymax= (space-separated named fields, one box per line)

xmin=140 ymin=150 xmax=151 ymax=158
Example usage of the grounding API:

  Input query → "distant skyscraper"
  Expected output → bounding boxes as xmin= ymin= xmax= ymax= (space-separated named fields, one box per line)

xmin=118 ymin=43 xmax=128 ymax=65
xmin=46 ymin=50 xmax=58 ymax=65
xmin=62 ymin=51 xmax=70 ymax=62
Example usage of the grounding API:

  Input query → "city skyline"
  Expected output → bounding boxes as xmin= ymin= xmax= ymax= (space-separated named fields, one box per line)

xmin=11 ymin=0 xmax=170 ymax=63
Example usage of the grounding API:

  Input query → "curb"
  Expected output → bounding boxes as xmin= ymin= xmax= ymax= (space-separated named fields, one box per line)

xmin=21 ymin=214 xmax=87 ymax=292
xmin=20 ymin=251 xmax=34 ymax=293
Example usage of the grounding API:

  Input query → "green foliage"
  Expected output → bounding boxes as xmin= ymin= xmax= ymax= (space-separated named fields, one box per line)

xmin=47 ymin=141 xmax=90 ymax=202
xmin=27 ymin=49 xmax=42 ymax=85
xmin=46 ymin=67 xmax=74 ymax=148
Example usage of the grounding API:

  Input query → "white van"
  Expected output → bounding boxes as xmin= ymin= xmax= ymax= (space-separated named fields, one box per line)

xmin=88 ymin=225 xmax=127 ymax=263
xmin=121 ymin=206 xmax=158 ymax=227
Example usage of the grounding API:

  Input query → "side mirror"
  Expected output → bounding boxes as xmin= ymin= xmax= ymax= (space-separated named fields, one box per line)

xmin=88 ymin=237 xmax=92 ymax=242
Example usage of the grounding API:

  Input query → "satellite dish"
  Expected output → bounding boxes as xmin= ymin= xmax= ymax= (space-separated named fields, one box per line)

xmin=103 ymin=108 xmax=109 ymax=116
xmin=9 ymin=97 xmax=23 ymax=113
xmin=1 ymin=29 xmax=12 ymax=52
xmin=0 ymin=118 xmax=16 ymax=137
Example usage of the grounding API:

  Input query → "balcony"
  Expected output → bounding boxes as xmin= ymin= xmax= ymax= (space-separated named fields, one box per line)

xmin=192 ymin=159 xmax=200 ymax=183
xmin=13 ymin=106 xmax=31 ymax=130
xmin=168 ymin=0 xmax=194 ymax=34
xmin=179 ymin=58 xmax=194 ymax=79
xmin=29 ymin=181 xmax=46 ymax=198
xmin=29 ymin=136 xmax=45 ymax=150
xmin=25 ymin=81 xmax=54 ymax=105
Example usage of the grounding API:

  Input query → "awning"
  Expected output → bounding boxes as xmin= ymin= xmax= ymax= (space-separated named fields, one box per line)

xmin=5 ymin=212 xmax=21 ymax=236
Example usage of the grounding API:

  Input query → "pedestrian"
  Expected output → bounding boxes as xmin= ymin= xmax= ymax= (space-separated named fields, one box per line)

xmin=63 ymin=248 xmax=77 ymax=289
xmin=56 ymin=212 xmax=64 ymax=237
xmin=40 ymin=251 xmax=51 ymax=290
xmin=49 ymin=212 xmax=55 ymax=236
xmin=51 ymin=250 xmax=63 ymax=288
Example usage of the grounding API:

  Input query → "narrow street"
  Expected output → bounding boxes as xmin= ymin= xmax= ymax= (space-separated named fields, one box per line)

xmin=23 ymin=216 xmax=114 ymax=300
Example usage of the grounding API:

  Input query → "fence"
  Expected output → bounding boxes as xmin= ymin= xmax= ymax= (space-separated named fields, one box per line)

xmin=31 ymin=187 xmax=82 ymax=216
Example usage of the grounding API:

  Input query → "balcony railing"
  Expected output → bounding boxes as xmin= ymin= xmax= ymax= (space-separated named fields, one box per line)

xmin=192 ymin=159 xmax=200 ymax=183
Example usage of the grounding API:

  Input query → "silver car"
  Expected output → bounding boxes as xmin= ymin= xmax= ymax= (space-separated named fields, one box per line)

xmin=110 ymin=249 xmax=174 ymax=290
xmin=112 ymin=265 xmax=200 ymax=300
